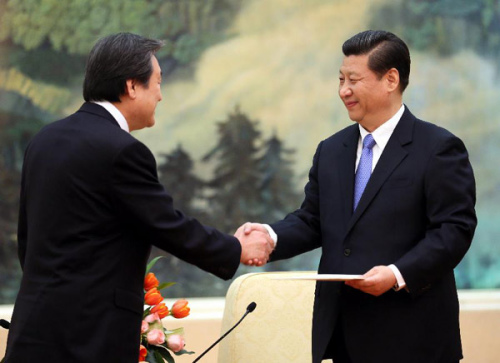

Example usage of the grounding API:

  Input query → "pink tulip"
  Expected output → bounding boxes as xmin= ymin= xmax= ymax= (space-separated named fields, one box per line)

xmin=147 ymin=329 xmax=165 ymax=345
xmin=141 ymin=320 xmax=149 ymax=334
xmin=167 ymin=334 xmax=185 ymax=353
xmin=144 ymin=313 xmax=160 ymax=323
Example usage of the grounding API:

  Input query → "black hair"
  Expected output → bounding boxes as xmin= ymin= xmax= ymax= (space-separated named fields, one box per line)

xmin=342 ymin=30 xmax=410 ymax=92
xmin=83 ymin=33 xmax=164 ymax=102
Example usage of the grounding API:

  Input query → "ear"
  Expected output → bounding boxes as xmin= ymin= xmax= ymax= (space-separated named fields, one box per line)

xmin=385 ymin=68 xmax=400 ymax=93
xmin=125 ymin=79 xmax=137 ymax=99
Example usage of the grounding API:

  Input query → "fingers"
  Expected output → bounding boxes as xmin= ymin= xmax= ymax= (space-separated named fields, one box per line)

xmin=243 ymin=258 xmax=266 ymax=267
xmin=253 ymin=258 xmax=264 ymax=267
xmin=243 ymin=222 xmax=268 ymax=235
xmin=234 ymin=222 xmax=268 ymax=240
xmin=345 ymin=266 xmax=396 ymax=297
xmin=244 ymin=258 xmax=262 ymax=266
xmin=346 ymin=267 xmax=378 ymax=288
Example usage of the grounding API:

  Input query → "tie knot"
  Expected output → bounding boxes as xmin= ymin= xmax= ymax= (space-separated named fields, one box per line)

xmin=363 ymin=134 xmax=376 ymax=150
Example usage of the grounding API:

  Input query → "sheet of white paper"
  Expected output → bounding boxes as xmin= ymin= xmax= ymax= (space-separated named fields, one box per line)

xmin=271 ymin=274 xmax=364 ymax=281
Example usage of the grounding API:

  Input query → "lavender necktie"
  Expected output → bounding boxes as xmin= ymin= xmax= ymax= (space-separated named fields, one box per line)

xmin=354 ymin=134 xmax=376 ymax=210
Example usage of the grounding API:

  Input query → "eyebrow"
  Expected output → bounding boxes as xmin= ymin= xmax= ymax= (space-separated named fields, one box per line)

xmin=339 ymin=69 xmax=361 ymax=77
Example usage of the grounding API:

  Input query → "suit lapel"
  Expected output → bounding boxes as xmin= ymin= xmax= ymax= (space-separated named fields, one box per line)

xmin=345 ymin=107 xmax=415 ymax=234
xmin=338 ymin=127 xmax=359 ymax=225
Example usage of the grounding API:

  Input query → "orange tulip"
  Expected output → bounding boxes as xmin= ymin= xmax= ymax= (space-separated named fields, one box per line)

xmin=150 ymin=302 xmax=169 ymax=319
xmin=144 ymin=272 xmax=159 ymax=291
xmin=144 ymin=288 xmax=163 ymax=306
xmin=139 ymin=344 xmax=147 ymax=361
xmin=171 ymin=299 xmax=190 ymax=319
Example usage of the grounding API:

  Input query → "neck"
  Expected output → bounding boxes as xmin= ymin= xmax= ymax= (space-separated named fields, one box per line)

xmin=360 ymin=101 xmax=402 ymax=132
xmin=111 ymin=101 xmax=135 ymax=131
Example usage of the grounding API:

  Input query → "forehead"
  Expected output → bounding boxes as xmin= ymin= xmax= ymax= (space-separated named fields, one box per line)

xmin=151 ymin=55 xmax=162 ymax=77
xmin=339 ymin=54 xmax=371 ymax=75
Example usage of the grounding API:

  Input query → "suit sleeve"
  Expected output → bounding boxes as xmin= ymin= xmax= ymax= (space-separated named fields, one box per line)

xmin=395 ymin=134 xmax=477 ymax=297
xmin=110 ymin=141 xmax=241 ymax=280
xmin=270 ymin=141 xmax=323 ymax=261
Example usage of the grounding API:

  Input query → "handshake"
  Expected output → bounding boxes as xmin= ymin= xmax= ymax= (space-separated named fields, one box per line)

xmin=234 ymin=223 xmax=275 ymax=267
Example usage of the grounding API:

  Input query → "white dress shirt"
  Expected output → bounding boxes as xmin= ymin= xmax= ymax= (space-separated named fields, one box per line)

xmin=355 ymin=105 xmax=405 ymax=172
xmin=355 ymin=105 xmax=406 ymax=290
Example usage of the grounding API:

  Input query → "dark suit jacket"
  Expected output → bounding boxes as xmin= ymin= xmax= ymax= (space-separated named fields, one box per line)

xmin=270 ymin=107 xmax=476 ymax=363
xmin=5 ymin=103 xmax=241 ymax=362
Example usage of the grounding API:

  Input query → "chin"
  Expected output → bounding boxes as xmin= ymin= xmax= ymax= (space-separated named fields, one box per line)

xmin=348 ymin=114 xmax=361 ymax=123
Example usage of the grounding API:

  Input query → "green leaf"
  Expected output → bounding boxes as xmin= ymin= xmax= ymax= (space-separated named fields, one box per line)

xmin=143 ymin=306 xmax=152 ymax=318
xmin=146 ymin=320 xmax=164 ymax=331
xmin=146 ymin=350 xmax=159 ymax=363
xmin=174 ymin=348 xmax=195 ymax=356
xmin=155 ymin=349 xmax=174 ymax=363
xmin=165 ymin=327 xmax=184 ymax=335
xmin=154 ymin=343 xmax=177 ymax=362
xmin=146 ymin=256 xmax=164 ymax=275
xmin=157 ymin=281 xmax=176 ymax=291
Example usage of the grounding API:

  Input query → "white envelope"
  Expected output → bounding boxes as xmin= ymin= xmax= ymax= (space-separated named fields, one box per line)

xmin=272 ymin=274 xmax=364 ymax=281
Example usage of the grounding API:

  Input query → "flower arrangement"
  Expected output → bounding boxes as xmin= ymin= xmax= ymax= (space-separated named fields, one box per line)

xmin=139 ymin=257 xmax=194 ymax=363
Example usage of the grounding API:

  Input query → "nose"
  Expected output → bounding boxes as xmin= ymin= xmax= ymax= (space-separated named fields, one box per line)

xmin=339 ymin=82 xmax=352 ymax=99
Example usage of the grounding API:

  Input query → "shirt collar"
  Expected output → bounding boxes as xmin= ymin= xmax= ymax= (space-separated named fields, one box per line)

xmin=92 ymin=101 xmax=130 ymax=133
xmin=358 ymin=104 xmax=405 ymax=150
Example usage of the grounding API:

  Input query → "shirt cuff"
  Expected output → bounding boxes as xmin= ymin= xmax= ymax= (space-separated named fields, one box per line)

xmin=388 ymin=264 xmax=406 ymax=291
xmin=262 ymin=224 xmax=278 ymax=247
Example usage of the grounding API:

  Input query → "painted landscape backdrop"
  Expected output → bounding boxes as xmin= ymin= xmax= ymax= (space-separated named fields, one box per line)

xmin=1 ymin=0 xmax=499 ymax=302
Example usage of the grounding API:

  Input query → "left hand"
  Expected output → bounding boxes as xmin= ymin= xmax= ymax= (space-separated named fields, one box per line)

xmin=345 ymin=265 xmax=396 ymax=297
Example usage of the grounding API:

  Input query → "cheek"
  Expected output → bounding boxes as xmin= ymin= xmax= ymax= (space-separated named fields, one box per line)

xmin=357 ymin=89 xmax=370 ymax=104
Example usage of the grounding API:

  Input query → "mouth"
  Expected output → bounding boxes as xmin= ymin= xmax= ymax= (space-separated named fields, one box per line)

xmin=344 ymin=101 xmax=358 ymax=109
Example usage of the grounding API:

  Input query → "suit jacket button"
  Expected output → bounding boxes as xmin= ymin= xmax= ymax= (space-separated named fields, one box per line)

xmin=344 ymin=248 xmax=351 ymax=257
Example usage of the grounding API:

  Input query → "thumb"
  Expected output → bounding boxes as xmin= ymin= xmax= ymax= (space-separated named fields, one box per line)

xmin=243 ymin=222 xmax=255 ymax=234
xmin=363 ymin=266 xmax=380 ymax=278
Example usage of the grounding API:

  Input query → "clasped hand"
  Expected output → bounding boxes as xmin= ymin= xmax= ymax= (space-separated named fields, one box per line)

xmin=234 ymin=222 xmax=275 ymax=267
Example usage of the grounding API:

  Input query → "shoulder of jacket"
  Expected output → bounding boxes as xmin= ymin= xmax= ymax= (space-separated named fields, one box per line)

xmin=413 ymin=117 xmax=458 ymax=141
xmin=323 ymin=123 xmax=358 ymax=144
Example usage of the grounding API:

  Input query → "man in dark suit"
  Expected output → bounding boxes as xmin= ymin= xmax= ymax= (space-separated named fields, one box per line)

xmin=239 ymin=30 xmax=476 ymax=363
xmin=4 ymin=33 xmax=273 ymax=362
